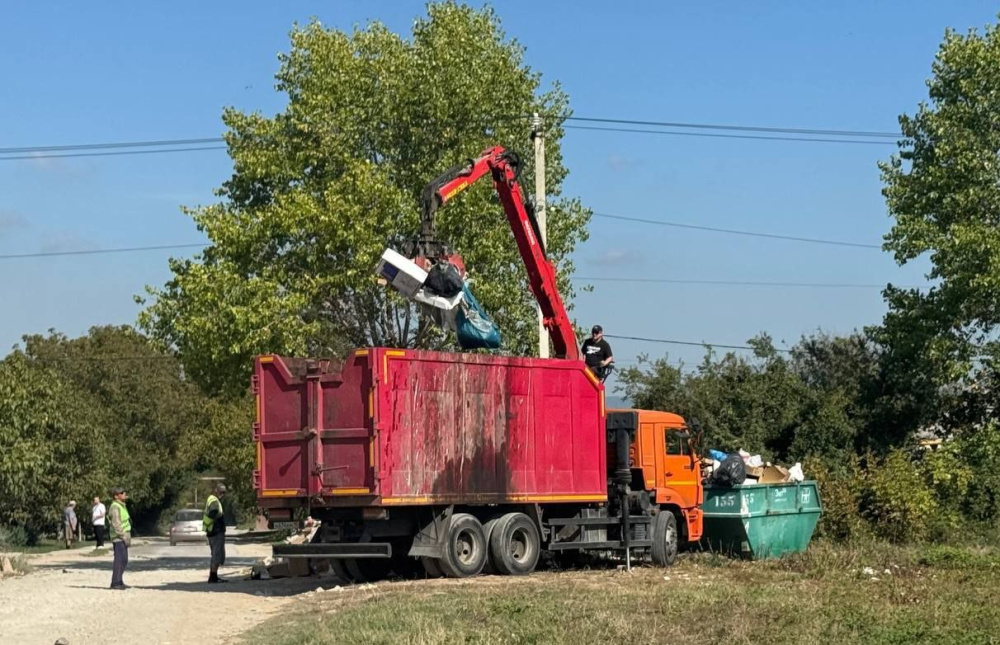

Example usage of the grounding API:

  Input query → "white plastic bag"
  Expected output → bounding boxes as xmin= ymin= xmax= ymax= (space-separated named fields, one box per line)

xmin=787 ymin=462 xmax=805 ymax=482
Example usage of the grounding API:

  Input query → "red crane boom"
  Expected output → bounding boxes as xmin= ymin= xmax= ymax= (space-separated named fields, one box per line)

xmin=409 ymin=146 xmax=580 ymax=361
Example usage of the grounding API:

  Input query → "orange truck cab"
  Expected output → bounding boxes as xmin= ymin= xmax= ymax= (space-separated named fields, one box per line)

xmin=609 ymin=409 xmax=704 ymax=545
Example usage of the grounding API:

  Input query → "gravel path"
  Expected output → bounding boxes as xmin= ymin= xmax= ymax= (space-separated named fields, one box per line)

xmin=0 ymin=537 xmax=325 ymax=645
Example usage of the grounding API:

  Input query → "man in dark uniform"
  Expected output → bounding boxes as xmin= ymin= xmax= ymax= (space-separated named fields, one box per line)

xmin=582 ymin=325 xmax=614 ymax=379
xmin=204 ymin=483 xmax=227 ymax=584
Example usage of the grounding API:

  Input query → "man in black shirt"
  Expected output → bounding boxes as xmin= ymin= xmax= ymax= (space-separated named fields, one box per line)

xmin=582 ymin=325 xmax=614 ymax=379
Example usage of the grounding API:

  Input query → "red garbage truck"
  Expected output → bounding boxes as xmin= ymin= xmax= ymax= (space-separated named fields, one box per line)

xmin=254 ymin=147 xmax=703 ymax=580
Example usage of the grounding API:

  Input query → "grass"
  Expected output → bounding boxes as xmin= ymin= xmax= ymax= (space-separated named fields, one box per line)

xmin=8 ymin=539 xmax=69 ymax=555
xmin=241 ymin=540 xmax=1000 ymax=645
xmin=84 ymin=548 xmax=110 ymax=557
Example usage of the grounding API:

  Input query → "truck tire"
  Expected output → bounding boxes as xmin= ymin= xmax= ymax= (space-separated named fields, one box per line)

xmin=346 ymin=557 xmax=391 ymax=583
xmin=651 ymin=510 xmax=679 ymax=567
xmin=421 ymin=556 xmax=444 ymax=578
xmin=390 ymin=538 xmax=421 ymax=578
xmin=481 ymin=518 xmax=500 ymax=574
xmin=331 ymin=558 xmax=354 ymax=583
xmin=489 ymin=513 xmax=540 ymax=576
xmin=438 ymin=513 xmax=487 ymax=578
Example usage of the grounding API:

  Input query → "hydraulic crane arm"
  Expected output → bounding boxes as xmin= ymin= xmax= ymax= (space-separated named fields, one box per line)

xmin=411 ymin=146 xmax=580 ymax=361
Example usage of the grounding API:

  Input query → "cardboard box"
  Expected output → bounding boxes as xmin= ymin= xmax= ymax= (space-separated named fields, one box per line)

xmin=758 ymin=465 xmax=790 ymax=484
xmin=745 ymin=466 xmax=764 ymax=480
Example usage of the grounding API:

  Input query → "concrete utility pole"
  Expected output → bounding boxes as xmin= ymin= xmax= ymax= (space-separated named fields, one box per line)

xmin=532 ymin=112 xmax=550 ymax=359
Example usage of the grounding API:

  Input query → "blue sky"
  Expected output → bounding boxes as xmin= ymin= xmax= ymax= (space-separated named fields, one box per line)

xmin=1 ymin=2 xmax=996 ymax=373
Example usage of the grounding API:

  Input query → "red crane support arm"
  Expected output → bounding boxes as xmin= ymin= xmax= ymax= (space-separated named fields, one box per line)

xmin=417 ymin=146 xmax=580 ymax=361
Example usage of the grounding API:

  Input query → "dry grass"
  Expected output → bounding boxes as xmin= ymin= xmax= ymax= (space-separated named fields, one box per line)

xmin=242 ymin=541 xmax=1000 ymax=645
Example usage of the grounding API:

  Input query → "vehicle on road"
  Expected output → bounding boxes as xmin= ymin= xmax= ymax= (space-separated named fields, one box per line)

xmin=169 ymin=509 xmax=206 ymax=546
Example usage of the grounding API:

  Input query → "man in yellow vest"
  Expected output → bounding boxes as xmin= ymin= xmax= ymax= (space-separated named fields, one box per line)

xmin=204 ymin=483 xmax=227 ymax=583
xmin=108 ymin=487 xmax=131 ymax=590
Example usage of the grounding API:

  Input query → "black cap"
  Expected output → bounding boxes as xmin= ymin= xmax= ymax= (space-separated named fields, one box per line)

xmin=591 ymin=325 xmax=603 ymax=334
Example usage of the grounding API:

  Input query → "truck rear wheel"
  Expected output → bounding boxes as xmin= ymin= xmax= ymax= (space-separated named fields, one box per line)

xmin=421 ymin=556 xmax=444 ymax=578
xmin=482 ymin=518 xmax=500 ymax=574
xmin=346 ymin=557 xmax=391 ymax=583
xmin=489 ymin=513 xmax=540 ymax=576
xmin=651 ymin=510 xmax=679 ymax=567
xmin=331 ymin=558 xmax=353 ymax=583
xmin=439 ymin=513 xmax=487 ymax=578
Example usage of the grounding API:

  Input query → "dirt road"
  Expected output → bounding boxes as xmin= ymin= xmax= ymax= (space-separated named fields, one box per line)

xmin=0 ymin=537 xmax=325 ymax=645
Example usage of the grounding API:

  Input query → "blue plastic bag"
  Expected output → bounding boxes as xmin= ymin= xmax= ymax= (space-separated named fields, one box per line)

xmin=455 ymin=284 xmax=501 ymax=350
xmin=708 ymin=449 xmax=728 ymax=462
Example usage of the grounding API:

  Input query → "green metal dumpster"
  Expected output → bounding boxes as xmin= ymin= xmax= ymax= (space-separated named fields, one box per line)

xmin=701 ymin=481 xmax=822 ymax=559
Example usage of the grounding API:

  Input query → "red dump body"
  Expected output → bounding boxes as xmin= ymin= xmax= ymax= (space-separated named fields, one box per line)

xmin=254 ymin=348 xmax=608 ymax=507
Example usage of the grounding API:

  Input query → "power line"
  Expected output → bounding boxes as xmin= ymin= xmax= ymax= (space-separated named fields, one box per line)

xmin=592 ymin=212 xmax=883 ymax=249
xmin=574 ymin=276 xmax=921 ymax=289
xmin=0 ymin=243 xmax=206 ymax=260
xmin=604 ymin=333 xmax=793 ymax=354
xmin=564 ymin=124 xmax=896 ymax=146
xmin=0 ymin=137 xmax=223 ymax=154
xmin=562 ymin=116 xmax=900 ymax=138
xmin=0 ymin=128 xmax=893 ymax=159
xmin=0 ymin=146 xmax=227 ymax=161
xmin=0 ymin=115 xmax=902 ymax=158
xmin=1 ymin=210 xmax=884 ymax=260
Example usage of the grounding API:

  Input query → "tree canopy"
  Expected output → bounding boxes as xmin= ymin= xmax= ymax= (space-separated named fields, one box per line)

xmin=880 ymin=22 xmax=1000 ymax=395
xmin=0 ymin=327 xmax=253 ymax=539
xmin=140 ymin=2 xmax=590 ymax=397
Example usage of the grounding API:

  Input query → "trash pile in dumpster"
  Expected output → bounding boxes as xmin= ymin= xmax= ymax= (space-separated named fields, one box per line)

xmin=376 ymin=248 xmax=501 ymax=349
xmin=703 ymin=448 xmax=805 ymax=488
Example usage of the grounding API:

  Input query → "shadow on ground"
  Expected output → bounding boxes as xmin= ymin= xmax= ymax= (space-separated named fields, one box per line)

xmin=64 ymin=576 xmax=337 ymax=598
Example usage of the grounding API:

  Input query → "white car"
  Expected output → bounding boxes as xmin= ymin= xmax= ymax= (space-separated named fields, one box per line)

xmin=169 ymin=509 xmax=206 ymax=546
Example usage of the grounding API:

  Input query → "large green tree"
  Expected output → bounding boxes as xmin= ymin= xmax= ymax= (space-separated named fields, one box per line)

xmin=0 ymin=352 xmax=108 ymax=536
xmin=140 ymin=2 xmax=590 ymax=396
xmin=20 ymin=327 xmax=209 ymax=528
xmin=879 ymin=19 xmax=1000 ymax=432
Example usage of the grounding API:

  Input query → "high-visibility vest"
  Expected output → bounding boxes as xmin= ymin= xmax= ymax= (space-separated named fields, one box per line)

xmin=203 ymin=495 xmax=222 ymax=534
xmin=110 ymin=500 xmax=131 ymax=540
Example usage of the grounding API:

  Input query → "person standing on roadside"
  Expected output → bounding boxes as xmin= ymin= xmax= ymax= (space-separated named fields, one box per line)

xmin=108 ymin=487 xmax=131 ymax=590
xmin=204 ymin=483 xmax=227 ymax=584
xmin=91 ymin=496 xmax=107 ymax=549
xmin=63 ymin=501 xmax=78 ymax=549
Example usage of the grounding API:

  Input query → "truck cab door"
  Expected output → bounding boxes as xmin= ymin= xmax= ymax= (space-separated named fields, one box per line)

xmin=656 ymin=424 xmax=700 ymax=509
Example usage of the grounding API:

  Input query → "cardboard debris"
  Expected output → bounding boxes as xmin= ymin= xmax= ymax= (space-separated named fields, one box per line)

xmin=251 ymin=519 xmax=324 ymax=580
xmin=758 ymin=465 xmax=790 ymax=484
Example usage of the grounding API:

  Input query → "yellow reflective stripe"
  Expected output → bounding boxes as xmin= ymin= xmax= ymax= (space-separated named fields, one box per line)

xmin=381 ymin=493 xmax=607 ymax=505
xmin=260 ymin=489 xmax=300 ymax=497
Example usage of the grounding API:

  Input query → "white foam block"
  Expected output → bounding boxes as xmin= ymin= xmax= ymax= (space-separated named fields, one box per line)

xmin=376 ymin=248 xmax=428 ymax=298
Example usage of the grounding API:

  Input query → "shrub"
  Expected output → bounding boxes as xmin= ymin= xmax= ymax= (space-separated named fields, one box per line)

xmin=803 ymin=455 xmax=867 ymax=542
xmin=860 ymin=450 xmax=938 ymax=543
xmin=0 ymin=524 xmax=34 ymax=549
